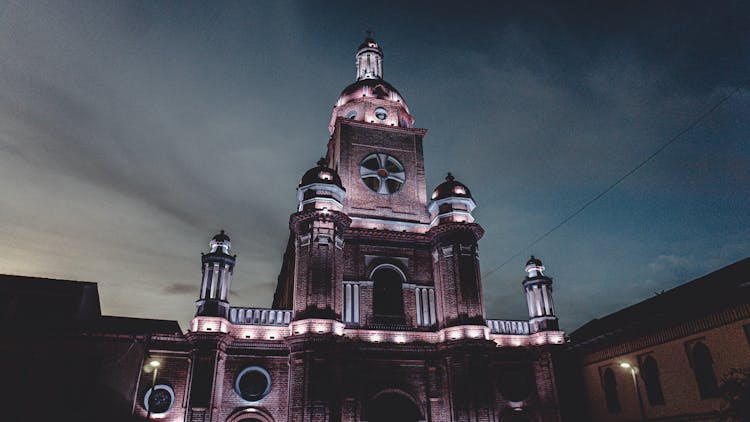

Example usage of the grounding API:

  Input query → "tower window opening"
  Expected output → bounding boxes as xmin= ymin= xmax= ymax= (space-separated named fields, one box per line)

xmin=372 ymin=267 xmax=405 ymax=324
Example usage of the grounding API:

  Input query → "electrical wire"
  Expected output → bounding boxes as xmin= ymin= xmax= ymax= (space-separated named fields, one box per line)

xmin=482 ymin=82 xmax=747 ymax=280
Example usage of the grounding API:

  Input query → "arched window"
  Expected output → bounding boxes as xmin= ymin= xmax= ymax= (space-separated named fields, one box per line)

xmin=641 ymin=356 xmax=665 ymax=405
xmin=691 ymin=342 xmax=719 ymax=398
xmin=367 ymin=392 xmax=421 ymax=422
xmin=603 ymin=368 xmax=621 ymax=413
xmin=372 ymin=266 xmax=405 ymax=323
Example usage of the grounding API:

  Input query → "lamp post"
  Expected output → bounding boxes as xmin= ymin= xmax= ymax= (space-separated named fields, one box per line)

xmin=146 ymin=359 xmax=160 ymax=420
xmin=620 ymin=362 xmax=646 ymax=420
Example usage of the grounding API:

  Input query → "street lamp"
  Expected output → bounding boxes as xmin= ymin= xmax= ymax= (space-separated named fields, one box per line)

xmin=146 ymin=359 xmax=160 ymax=420
xmin=620 ymin=362 xmax=646 ymax=420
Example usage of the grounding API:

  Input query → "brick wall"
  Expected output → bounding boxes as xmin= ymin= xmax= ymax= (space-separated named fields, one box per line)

xmin=580 ymin=317 xmax=750 ymax=421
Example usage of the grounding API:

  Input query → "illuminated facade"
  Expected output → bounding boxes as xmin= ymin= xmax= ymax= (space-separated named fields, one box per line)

xmin=135 ymin=37 xmax=566 ymax=422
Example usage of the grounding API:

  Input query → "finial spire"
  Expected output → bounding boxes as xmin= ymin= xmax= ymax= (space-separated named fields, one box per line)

xmin=365 ymin=29 xmax=374 ymax=39
xmin=446 ymin=172 xmax=455 ymax=182
xmin=317 ymin=157 xmax=327 ymax=166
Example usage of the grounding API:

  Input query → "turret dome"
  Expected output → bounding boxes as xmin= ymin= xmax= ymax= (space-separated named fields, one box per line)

xmin=299 ymin=159 xmax=343 ymax=189
xmin=431 ymin=173 xmax=473 ymax=201
xmin=526 ymin=255 xmax=543 ymax=267
xmin=209 ymin=230 xmax=232 ymax=254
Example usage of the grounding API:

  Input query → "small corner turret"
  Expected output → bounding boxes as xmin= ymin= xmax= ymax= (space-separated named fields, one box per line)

xmin=195 ymin=230 xmax=236 ymax=319
xmin=297 ymin=158 xmax=346 ymax=213
xmin=289 ymin=160 xmax=351 ymax=320
xmin=428 ymin=172 xmax=477 ymax=226
xmin=523 ymin=255 xmax=559 ymax=333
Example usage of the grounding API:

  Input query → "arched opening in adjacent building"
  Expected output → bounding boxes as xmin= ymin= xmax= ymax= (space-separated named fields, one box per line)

xmin=372 ymin=265 xmax=405 ymax=324
xmin=641 ymin=356 xmax=665 ymax=405
xmin=367 ymin=391 xmax=422 ymax=422
xmin=603 ymin=368 xmax=621 ymax=413
xmin=691 ymin=342 xmax=719 ymax=398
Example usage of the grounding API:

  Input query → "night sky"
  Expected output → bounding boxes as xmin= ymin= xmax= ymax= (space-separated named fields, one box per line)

xmin=1 ymin=1 xmax=748 ymax=332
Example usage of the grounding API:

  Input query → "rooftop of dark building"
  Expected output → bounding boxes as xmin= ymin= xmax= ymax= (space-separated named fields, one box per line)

xmin=569 ymin=257 xmax=750 ymax=350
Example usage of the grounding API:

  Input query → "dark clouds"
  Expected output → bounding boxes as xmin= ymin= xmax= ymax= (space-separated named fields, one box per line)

xmin=0 ymin=0 xmax=747 ymax=331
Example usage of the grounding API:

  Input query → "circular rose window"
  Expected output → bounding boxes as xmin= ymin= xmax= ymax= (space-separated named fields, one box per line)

xmin=360 ymin=153 xmax=405 ymax=194
xmin=235 ymin=366 xmax=272 ymax=402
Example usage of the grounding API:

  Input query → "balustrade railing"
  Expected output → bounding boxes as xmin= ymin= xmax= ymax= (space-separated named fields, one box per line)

xmin=486 ymin=319 xmax=530 ymax=335
xmin=229 ymin=307 xmax=292 ymax=326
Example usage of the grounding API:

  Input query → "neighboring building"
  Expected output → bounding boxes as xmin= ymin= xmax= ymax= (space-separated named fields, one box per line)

xmin=0 ymin=274 xmax=182 ymax=421
xmin=568 ymin=257 xmax=750 ymax=421
xmin=127 ymin=37 xmax=566 ymax=422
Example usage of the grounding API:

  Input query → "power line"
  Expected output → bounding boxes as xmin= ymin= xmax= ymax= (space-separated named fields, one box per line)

xmin=482 ymin=81 xmax=747 ymax=280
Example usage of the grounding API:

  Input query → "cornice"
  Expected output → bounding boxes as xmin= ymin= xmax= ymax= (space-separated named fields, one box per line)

xmin=334 ymin=117 xmax=428 ymax=136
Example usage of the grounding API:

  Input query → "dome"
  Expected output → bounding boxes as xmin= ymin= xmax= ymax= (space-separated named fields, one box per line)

xmin=526 ymin=255 xmax=543 ymax=267
xmin=431 ymin=173 xmax=473 ymax=201
xmin=212 ymin=230 xmax=231 ymax=243
xmin=358 ymin=37 xmax=382 ymax=53
xmin=209 ymin=230 xmax=232 ymax=254
xmin=335 ymin=78 xmax=409 ymax=111
xmin=300 ymin=160 xmax=343 ymax=188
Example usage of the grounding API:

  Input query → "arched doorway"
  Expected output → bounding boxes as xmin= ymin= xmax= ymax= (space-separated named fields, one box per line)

xmin=226 ymin=407 xmax=275 ymax=422
xmin=367 ymin=391 xmax=421 ymax=422
xmin=372 ymin=266 xmax=405 ymax=324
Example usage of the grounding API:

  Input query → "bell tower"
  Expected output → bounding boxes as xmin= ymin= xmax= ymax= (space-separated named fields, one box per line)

xmin=326 ymin=37 xmax=427 ymax=230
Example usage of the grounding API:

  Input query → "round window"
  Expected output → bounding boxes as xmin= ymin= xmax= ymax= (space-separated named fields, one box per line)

xmin=345 ymin=110 xmax=357 ymax=119
xmin=235 ymin=366 xmax=272 ymax=402
xmin=144 ymin=384 xmax=175 ymax=414
xmin=360 ymin=153 xmax=405 ymax=194
xmin=374 ymin=107 xmax=388 ymax=120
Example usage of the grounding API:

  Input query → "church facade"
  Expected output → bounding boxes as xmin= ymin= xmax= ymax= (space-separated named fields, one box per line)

xmin=135 ymin=38 xmax=566 ymax=422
